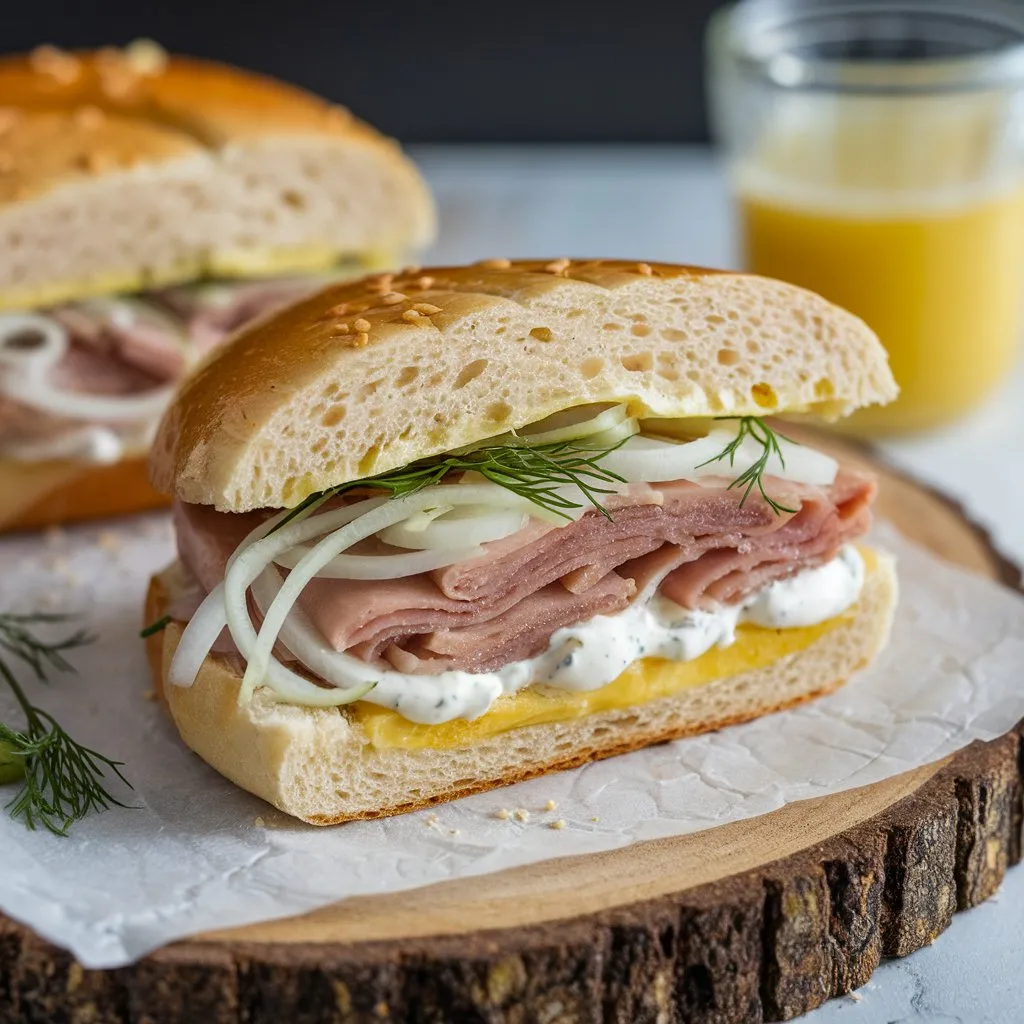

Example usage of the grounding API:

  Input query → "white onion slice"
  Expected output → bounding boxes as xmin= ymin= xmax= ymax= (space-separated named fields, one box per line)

xmin=583 ymin=417 xmax=639 ymax=448
xmin=250 ymin=568 xmax=390 ymax=698
xmin=74 ymin=296 xmax=188 ymax=341
xmin=241 ymin=485 xmax=532 ymax=701
xmin=12 ymin=379 xmax=176 ymax=423
xmin=2 ymin=425 xmax=123 ymax=464
xmin=600 ymin=428 xmax=838 ymax=487
xmin=273 ymin=543 xmax=483 ymax=579
xmin=0 ymin=314 xmax=68 ymax=374
xmin=168 ymin=507 xmax=295 ymax=690
xmin=518 ymin=403 xmax=629 ymax=445
xmin=168 ymin=583 xmax=228 ymax=689
xmin=379 ymin=505 xmax=526 ymax=551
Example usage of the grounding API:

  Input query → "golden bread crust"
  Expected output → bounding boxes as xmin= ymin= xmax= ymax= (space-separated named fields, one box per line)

xmin=0 ymin=455 xmax=168 ymax=532
xmin=149 ymin=259 xmax=898 ymax=511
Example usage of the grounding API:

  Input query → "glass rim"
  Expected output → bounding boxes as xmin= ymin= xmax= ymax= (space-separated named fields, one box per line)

xmin=724 ymin=0 xmax=1024 ymax=93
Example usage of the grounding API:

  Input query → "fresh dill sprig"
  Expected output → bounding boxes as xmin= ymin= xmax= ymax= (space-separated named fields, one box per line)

xmin=274 ymin=433 xmax=630 ymax=533
xmin=0 ymin=613 xmax=131 ymax=836
xmin=697 ymin=416 xmax=798 ymax=515
xmin=139 ymin=615 xmax=171 ymax=639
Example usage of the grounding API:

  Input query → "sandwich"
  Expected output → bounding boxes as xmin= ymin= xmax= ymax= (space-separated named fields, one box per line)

xmin=0 ymin=41 xmax=434 ymax=530
xmin=144 ymin=258 xmax=899 ymax=825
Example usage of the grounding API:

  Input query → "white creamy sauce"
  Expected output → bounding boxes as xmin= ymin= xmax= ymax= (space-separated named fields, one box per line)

xmin=359 ymin=546 xmax=865 ymax=726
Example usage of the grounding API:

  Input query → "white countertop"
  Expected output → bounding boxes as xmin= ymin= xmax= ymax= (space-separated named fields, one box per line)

xmin=414 ymin=144 xmax=1024 ymax=1024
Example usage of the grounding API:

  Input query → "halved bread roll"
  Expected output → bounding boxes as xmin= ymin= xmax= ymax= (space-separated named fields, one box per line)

xmin=0 ymin=41 xmax=434 ymax=530
xmin=145 ymin=259 xmax=899 ymax=824
xmin=0 ymin=43 xmax=434 ymax=310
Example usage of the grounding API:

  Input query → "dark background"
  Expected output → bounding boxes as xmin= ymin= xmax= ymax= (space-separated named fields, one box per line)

xmin=1 ymin=0 xmax=727 ymax=143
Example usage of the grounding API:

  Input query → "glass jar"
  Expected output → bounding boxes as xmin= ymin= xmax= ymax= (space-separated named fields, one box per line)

xmin=707 ymin=0 xmax=1024 ymax=434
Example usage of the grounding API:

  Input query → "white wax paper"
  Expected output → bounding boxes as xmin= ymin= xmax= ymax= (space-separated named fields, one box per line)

xmin=0 ymin=515 xmax=1022 ymax=969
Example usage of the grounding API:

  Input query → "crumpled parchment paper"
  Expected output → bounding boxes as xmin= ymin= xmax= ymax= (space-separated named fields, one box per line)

xmin=0 ymin=515 xmax=1021 ymax=968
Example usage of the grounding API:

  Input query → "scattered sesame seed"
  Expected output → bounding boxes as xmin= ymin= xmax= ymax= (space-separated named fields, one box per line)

xmin=513 ymin=808 xmax=530 ymax=822
xmin=333 ymin=322 xmax=350 ymax=334
xmin=478 ymin=258 xmax=511 ymax=269
xmin=95 ymin=49 xmax=141 ymax=98
xmin=353 ymin=332 xmax=369 ymax=348
xmin=425 ymin=813 xmax=439 ymax=825
xmin=544 ymin=258 xmax=571 ymax=274
xmin=544 ymin=799 xmax=557 ymax=811
xmin=353 ymin=317 xmax=371 ymax=332
xmin=143 ymin=689 xmax=157 ymax=702
xmin=381 ymin=292 xmax=407 ymax=305
xmin=549 ymin=819 xmax=566 ymax=830
xmin=402 ymin=264 xmax=421 ymax=275
xmin=254 ymin=816 xmax=266 ymax=827
xmin=848 ymin=992 xmax=863 ymax=1003
xmin=450 ymin=828 xmax=460 ymax=836
xmin=29 ymin=45 xmax=81 ymax=83
xmin=123 ymin=39 xmax=169 ymax=76
xmin=416 ymin=275 xmax=435 ymax=290
xmin=324 ymin=105 xmax=352 ymax=126
xmin=495 ymin=808 xmax=511 ymax=820
xmin=529 ymin=327 xmax=553 ymax=342
xmin=636 ymin=262 xmax=653 ymax=275
xmin=330 ymin=303 xmax=349 ymax=316
xmin=413 ymin=303 xmax=442 ymax=315
xmin=368 ymin=275 xmax=394 ymax=294
xmin=401 ymin=309 xmax=423 ymax=322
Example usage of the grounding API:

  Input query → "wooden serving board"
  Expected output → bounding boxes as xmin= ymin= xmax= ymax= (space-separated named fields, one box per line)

xmin=2 ymin=432 xmax=1023 ymax=1024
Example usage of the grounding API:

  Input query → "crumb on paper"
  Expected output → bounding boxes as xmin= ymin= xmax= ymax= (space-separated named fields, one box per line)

xmin=254 ymin=816 xmax=265 ymax=828
xmin=544 ymin=799 xmax=557 ymax=812
xmin=450 ymin=829 xmax=460 ymax=836
xmin=590 ymin=816 xmax=599 ymax=822
xmin=513 ymin=808 xmax=530 ymax=823
xmin=43 ymin=526 xmax=65 ymax=546
xmin=143 ymin=689 xmax=157 ymax=702
xmin=549 ymin=819 xmax=566 ymax=831
xmin=97 ymin=531 xmax=122 ymax=552
xmin=494 ymin=808 xmax=511 ymax=820
xmin=848 ymin=991 xmax=863 ymax=1003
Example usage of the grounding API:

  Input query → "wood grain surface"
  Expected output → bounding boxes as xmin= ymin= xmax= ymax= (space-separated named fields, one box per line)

xmin=1 ymin=430 xmax=1021 ymax=1024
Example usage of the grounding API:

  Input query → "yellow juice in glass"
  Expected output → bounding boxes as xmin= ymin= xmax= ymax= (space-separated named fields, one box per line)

xmin=734 ymin=101 xmax=1024 ymax=433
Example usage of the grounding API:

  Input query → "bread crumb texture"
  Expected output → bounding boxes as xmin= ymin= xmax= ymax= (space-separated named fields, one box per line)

xmin=0 ymin=44 xmax=435 ymax=310
xmin=152 ymin=258 xmax=897 ymax=511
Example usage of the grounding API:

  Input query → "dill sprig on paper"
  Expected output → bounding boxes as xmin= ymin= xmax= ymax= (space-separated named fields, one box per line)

xmin=0 ymin=613 xmax=130 ymax=836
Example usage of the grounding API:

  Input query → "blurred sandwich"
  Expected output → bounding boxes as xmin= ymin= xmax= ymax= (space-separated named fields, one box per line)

xmin=0 ymin=41 xmax=434 ymax=530
xmin=144 ymin=259 xmax=898 ymax=824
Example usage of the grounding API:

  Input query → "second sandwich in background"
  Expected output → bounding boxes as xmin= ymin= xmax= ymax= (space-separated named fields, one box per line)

xmin=0 ymin=41 xmax=434 ymax=531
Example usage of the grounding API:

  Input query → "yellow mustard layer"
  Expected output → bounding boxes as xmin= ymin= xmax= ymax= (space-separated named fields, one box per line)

xmin=354 ymin=549 xmax=877 ymax=750
xmin=0 ymin=248 xmax=398 ymax=313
